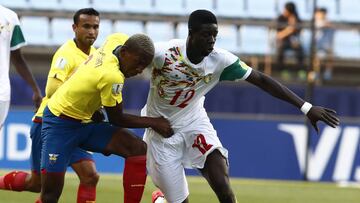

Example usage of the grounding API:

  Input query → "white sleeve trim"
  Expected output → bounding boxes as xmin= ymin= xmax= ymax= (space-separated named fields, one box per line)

xmin=10 ymin=42 xmax=26 ymax=51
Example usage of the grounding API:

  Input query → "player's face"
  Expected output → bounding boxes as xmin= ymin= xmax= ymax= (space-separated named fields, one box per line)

xmin=190 ymin=23 xmax=218 ymax=56
xmin=120 ymin=50 xmax=153 ymax=78
xmin=73 ymin=14 xmax=99 ymax=46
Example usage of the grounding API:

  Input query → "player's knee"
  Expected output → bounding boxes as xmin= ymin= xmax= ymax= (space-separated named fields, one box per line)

xmin=79 ymin=171 xmax=99 ymax=186
xmin=130 ymin=140 xmax=147 ymax=156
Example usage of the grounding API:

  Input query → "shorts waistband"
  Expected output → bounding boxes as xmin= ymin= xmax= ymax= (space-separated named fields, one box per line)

xmin=59 ymin=114 xmax=82 ymax=123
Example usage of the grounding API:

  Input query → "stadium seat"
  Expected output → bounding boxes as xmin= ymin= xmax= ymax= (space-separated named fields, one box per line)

xmin=216 ymin=0 xmax=246 ymax=17
xmin=29 ymin=0 xmax=59 ymax=10
xmin=114 ymin=20 xmax=144 ymax=36
xmin=51 ymin=18 xmax=73 ymax=46
xmin=145 ymin=22 xmax=174 ymax=42
xmin=94 ymin=19 xmax=113 ymax=47
xmin=339 ymin=0 xmax=360 ymax=22
xmin=185 ymin=0 xmax=214 ymax=14
xmin=333 ymin=30 xmax=360 ymax=58
xmin=239 ymin=26 xmax=271 ymax=55
xmin=246 ymin=0 xmax=277 ymax=19
xmin=122 ymin=0 xmax=154 ymax=13
xmin=0 ymin=0 xmax=28 ymax=9
xmin=154 ymin=0 xmax=184 ymax=15
xmin=21 ymin=16 xmax=50 ymax=45
xmin=91 ymin=0 xmax=122 ymax=12
xmin=61 ymin=0 xmax=90 ymax=11
xmin=216 ymin=24 xmax=239 ymax=53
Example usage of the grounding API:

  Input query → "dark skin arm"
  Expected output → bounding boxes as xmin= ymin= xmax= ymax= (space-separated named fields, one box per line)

xmin=104 ymin=102 xmax=173 ymax=138
xmin=10 ymin=49 xmax=42 ymax=109
xmin=246 ymin=69 xmax=340 ymax=133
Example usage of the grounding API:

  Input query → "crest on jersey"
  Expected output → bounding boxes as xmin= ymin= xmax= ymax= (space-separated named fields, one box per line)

xmin=55 ymin=57 xmax=67 ymax=69
xmin=112 ymin=83 xmax=123 ymax=95
xmin=48 ymin=154 xmax=59 ymax=165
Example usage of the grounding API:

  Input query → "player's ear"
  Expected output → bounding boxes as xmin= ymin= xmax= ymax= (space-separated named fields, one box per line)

xmin=72 ymin=23 xmax=77 ymax=32
xmin=121 ymin=45 xmax=129 ymax=56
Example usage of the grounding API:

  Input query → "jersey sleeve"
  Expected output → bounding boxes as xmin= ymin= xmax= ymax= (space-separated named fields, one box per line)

xmin=10 ymin=25 xmax=26 ymax=51
xmin=219 ymin=58 xmax=252 ymax=81
xmin=49 ymin=53 xmax=74 ymax=82
xmin=98 ymin=71 xmax=123 ymax=107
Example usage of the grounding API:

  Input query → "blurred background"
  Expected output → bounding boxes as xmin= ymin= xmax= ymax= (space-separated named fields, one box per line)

xmin=1 ymin=0 xmax=360 ymax=184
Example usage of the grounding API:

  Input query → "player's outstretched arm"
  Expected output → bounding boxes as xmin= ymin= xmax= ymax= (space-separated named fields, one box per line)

xmin=10 ymin=49 xmax=42 ymax=109
xmin=104 ymin=102 xmax=173 ymax=137
xmin=245 ymin=69 xmax=339 ymax=132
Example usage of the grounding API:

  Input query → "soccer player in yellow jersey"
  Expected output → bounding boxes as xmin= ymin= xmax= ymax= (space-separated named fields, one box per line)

xmin=40 ymin=33 xmax=173 ymax=203
xmin=0 ymin=8 xmax=100 ymax=203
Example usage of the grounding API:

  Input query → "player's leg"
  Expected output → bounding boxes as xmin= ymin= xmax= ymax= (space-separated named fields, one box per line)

xmin=70 ymin=150 xmax=98 ymax=203
xmin=0 ymin=121 xmax=42 ymax=193
xmin=144 ymin=128 xmax=189 ymax=203
xmin=199 ymin=149 xmax=236 ymax=203
xmin=82 ymin=124 xmax=147 ymax=203
xmin=40 ymin=107 xmax=78 ymax=203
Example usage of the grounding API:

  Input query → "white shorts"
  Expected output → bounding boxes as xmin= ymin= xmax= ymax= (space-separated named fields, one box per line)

xmin=0 ymin=100 xmax=10 ymax=129
xmin=143 ymin=116 xmax=228 ymax=203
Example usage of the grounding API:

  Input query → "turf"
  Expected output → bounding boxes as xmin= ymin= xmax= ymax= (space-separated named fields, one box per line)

xmin=0 ymin=171 xmax=359 ymax=203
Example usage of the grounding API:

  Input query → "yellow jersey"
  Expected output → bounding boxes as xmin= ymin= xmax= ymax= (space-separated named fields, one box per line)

xmin=47 ymin=33 xmax=129 ymax=121
xmin=33 ymin=40 xmax=96 ymax=120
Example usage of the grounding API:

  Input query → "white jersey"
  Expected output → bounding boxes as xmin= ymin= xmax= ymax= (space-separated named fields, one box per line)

xmin=143 ymin=39 xmax=252 ymax=128
xmin=0 ymin=5 xmax=26 ymax=101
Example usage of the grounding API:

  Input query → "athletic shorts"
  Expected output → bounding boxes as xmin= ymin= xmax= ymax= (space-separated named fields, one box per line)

xmin=41 ymin=107 xmax=117 ymax=173
xmin=0 ymin=100 xmax=10 ymax=129
xmin=30 ymin=119 xmax=94 ymax=173
xmin=143 ymin=115 xmax=228 ymax=203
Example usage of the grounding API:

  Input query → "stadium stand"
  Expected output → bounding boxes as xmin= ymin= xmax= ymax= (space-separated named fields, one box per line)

xmin=1 ymin=0 xmax=359 ymax=86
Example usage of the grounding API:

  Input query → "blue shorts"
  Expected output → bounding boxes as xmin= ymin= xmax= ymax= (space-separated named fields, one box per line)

xmin=30 ymin=120 xmax=94 ymax=173
xmin=41 ymin=107 xmax=117 ymax=172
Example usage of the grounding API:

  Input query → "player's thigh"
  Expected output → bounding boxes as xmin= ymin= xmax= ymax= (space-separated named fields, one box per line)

xmin=70 ymin=152 xmax=98 ymax=185
xmin=30 ymin=122 xmax=43 ymax=173
xmin=199 ymin=149 xmax=232 ymax=195
xmin=41 ymin=110 xmax=81 ymax=172
xmin=0 ymin=100 xmax=10 ymax=128
xmin=183 ymin=119 xmax=228 ymax=169
xmin=82 ymin=123 xmax=146 ymax=158
xmin=151 ymin=160 xmax=189 ymax=203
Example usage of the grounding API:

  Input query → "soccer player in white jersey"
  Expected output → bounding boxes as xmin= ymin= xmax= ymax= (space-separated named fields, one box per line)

xmin=143 ymin=10 xmax=340 ymax=203
xmin=0 ymin=5 xmax=42 ymax=130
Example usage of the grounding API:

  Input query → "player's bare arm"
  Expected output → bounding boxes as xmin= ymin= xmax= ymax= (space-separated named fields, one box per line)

xmin=245 ymin=69 xmax=339 ymax=132
xmin=105 ymin=102 xmax=173 ymax=137
xmin=10 ymin=49 xmax=42 ymax=108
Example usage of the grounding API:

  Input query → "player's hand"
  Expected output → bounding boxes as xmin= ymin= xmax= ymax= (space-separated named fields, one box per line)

xmin=306 ymin=106 xmax=340 ymax=133
xmin=151 ymin=117 xmax=174 ymax=138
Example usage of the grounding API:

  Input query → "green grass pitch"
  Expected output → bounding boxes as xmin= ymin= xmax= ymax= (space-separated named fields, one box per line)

xmin=0 ymin=171 xmax=359 ymax=203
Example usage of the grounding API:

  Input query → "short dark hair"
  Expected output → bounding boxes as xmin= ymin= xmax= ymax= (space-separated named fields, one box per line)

xmin=73 ymin=8 xmax=99 ymax=24
xmin=188 ymin=9 xmax=217 ymax=32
